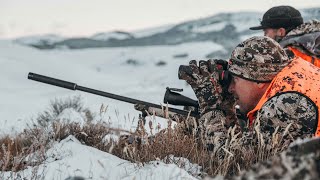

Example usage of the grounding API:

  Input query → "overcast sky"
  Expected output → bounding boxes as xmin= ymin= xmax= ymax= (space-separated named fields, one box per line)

xmin=1 ymin=0 xmax=319 ymax=39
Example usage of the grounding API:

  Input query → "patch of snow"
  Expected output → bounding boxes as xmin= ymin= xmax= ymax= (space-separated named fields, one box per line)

xmin=91 ymin=31 xmax=133 ymax=41
xmin=103 ymin=133 xmax=120 ymax=143
xmin=192 ymin=22 xmax=228 ymax=33
xmin=55 ymin=108 xmax=87 ymax=126
xmin=2 ymin=135 xmax=197 ymax=180
xmin=163 ymin=155 xmax=202 ymax=178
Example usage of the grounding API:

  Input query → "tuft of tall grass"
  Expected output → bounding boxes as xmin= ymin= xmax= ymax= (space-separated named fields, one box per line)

xmin=109 ymin=115 xmax=296 ymax=178
xmin=0 ymin=127 xmax=47 ymax=172
xmin=36 ymin=96 xmax=93 ymax=127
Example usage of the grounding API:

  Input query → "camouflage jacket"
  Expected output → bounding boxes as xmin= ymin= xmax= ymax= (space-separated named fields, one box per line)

xmin=232 ymin=137 xmax=320 ymax=180
xmin=280 ymin=19 xmax=320 ymax=58
xmin=200 ymin=91 xmax=317 ymax=151
xmin=209 ymin=137 xmax=320 ymax=180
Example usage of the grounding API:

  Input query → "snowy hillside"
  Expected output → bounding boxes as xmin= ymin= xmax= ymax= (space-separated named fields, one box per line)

xmin=13 ymin=7 xmax=320 ymax=59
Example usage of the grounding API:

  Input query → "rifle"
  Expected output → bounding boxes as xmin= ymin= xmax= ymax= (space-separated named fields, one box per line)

xmin=27 ymin=72 xmax=200 ymax=121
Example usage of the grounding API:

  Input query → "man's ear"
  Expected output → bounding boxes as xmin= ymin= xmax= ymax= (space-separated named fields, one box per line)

xmin=278 ymin=28 xmax=287 ymax=36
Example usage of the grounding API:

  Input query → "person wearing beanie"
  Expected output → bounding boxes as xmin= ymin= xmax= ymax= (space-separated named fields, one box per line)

xmin=250 ymin=6 xmax=320 ymax=67
xmin=179 ymin=36 xmax=320 ymax=151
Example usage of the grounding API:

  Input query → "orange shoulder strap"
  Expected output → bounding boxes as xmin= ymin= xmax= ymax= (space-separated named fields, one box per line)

xmin=288 ymin=47 xmax=320 ymax=68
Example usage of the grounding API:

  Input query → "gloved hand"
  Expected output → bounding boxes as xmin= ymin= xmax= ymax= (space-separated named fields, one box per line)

xmin=178 ymin=59 xmax=225 ymax=115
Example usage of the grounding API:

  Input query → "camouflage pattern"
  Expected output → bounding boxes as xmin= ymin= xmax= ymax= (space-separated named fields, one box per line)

xmin=206 ymin=138 xmax=320 ymax=180
xmin=178 ymin=59 xmax=238 ymax=143
xmin=195 ymin=37 xmax=318 ymax=153
xmin=177 ymin=36 xmax=319 ymax=179
xmin=281 ymin=20 xmax=320 ymax=57
xmin=285 ymin=19 xmax=320 ymax=36
xmin=173 ymin=38 xmax=318 ymax=179
xmin=228 ymin=137 xmax=320 ymax=180
xmin=198 ymin=91 xmax=317 ymax=150
xmin=229 ymin=36 xmax=291 ymax=82
xmin=178 ymin=60 xmax=225 ymax=115
xmin=198 ymin=109 xmax=231 ymax=151
xmin=257 ymin=93 xmax=316 ymax=141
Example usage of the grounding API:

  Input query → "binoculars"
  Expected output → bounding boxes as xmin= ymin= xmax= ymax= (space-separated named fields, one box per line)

xmin=178 ymin=59 xmax=232 ymax=88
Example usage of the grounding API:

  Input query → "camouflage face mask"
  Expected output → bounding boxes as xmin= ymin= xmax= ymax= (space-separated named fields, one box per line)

xmin=228 ymin=36 xmax=291 ymax=82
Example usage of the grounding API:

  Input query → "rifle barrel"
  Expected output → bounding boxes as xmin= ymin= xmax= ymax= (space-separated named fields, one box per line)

xmin=28 ymin=72 xmax=199 ymax=118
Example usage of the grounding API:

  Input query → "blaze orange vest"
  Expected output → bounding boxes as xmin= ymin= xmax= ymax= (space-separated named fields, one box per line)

xmin=288 ymin=46 xmax=320 ymax=68
xmin=247 ymin=57 xmax=320 ymax=137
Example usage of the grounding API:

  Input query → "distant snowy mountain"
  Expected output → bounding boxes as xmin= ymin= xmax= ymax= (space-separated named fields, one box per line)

xmin=131 ymin=24 xmax=175 ymax=38
xmin=91 ymin=24 xmax=175 ymax=41
xmin=12 ymin=7 xmax=320 ymax=59
xmin=14 ymin=34 xmax=65 ymax=46
xmin=91 ymin=31 xmax=134 ymax=41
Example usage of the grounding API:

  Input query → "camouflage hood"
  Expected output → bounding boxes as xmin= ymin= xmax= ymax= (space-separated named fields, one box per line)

xmin=280 ymin=20 xmax=320 ymax=56
xmin=229 ymin=36 xmax=291 ymax=82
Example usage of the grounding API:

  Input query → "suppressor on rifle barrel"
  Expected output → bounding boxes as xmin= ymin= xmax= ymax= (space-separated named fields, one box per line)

xmin=28 ymin=72 xmax=77 ymax=90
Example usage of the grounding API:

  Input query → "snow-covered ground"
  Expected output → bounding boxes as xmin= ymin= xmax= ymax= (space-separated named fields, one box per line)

xmin=0 ymin=39 xmax=222 ymax=179
xmin=2 ymin=135 xmax=199 ymax=180
xmin=0 ymin=40 xmax=222 ymax=135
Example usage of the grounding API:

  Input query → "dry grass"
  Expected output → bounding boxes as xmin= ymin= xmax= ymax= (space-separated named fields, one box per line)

xmin=0 ymin=117 xmax=291 ymax=178
xmin=109 ymin=115 xmax=292 ymax=178
xmin=36 ymin=96 xmax=93 ymax=127
xmin=0 ymin=127 xmax=47 ymax=172
xmin=0 ymin=97 xmax=292 ymax=179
